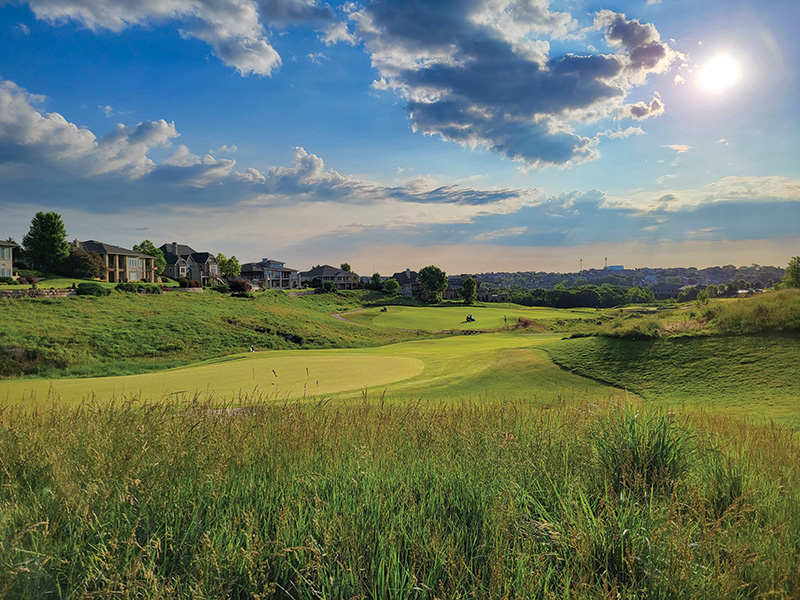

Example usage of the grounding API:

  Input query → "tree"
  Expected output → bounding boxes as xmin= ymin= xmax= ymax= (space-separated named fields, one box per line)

xmin=418 ymin=265 xmax=447 ymax=302
xmin=783 ymin=256 xmax=800 ymax=288
xmin=133 ymin=240 xmax=166 ymax=273
xmin=340 ymin=263 xmax=351 ymax=272
xmin=383 ymin=278 xmax=399 ymax=295
xmin=216 ymin=253 xmax=241 ymax=278
xmin=368 ymin=272 xmax=384 ymax=290
xmin=58 ymin=247 xmax=106 ymax=279
xmin=459 ymin=276 xmax=477 ymax=304
xmin=22 ymin=211 xmax=70 ymax=271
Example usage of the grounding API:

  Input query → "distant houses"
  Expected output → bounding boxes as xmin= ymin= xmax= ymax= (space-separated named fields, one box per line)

xmin=72 ymin=240 xmax=155 ymax=283
xmin=391 ymin=268 xmax=421 ymax=298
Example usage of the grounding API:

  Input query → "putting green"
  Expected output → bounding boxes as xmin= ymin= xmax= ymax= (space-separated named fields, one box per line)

xmin=0 ymin=354 xmax=425 ymax=405
xmin=0 ymin=334 xmax=631 ymax=407
xmin=344 ymin=305 xmax=598 ymax=331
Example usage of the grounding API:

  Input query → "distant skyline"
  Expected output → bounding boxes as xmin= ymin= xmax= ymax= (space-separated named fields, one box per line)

xmin=1 ymin=0 xmax=798 ymax=275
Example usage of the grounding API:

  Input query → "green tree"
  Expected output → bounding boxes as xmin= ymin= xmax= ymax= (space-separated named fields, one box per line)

xmin=216 ymin=253 xmax=242 ymax=278
xmin=340 ymin=263 xmax=351 ymax=272
xmin=369 ymin=272 xmax=384 ymax=290
xmin=458 ymin=276 xmax=477 ymax=304
xmin=383 ymin=278 xmax=399 ymax=295
xmin=418 ymin=265 xmax=447 ymax=302
xmin=783 ymin=256 xmax=800 ymax=288
xmin=58 ymin=247 xmax=106 ymax=279
xmin=22 ymin=211 xmax=70 ymax=271
xmin=133 ymin=240 xmax=166 ymax=273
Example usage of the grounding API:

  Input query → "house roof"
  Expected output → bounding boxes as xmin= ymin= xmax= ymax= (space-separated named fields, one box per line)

xmin=241 ymin=260 xmax=297 ymax=274
xmin=391 ymin=270 xmax=418 ymax=285
xmin=75 ymin=240 xmax=151 ymax=258
xmin=0 ymin=240 xmax=18 ymax=248
xmin=159 ymin=243 xmax=196 ymax=257
xmin=300 ymin=265 xmax=353 ymax=279
xmin=159 ymin=243 xmax=217 ymax=265
xmin=162 ymin=251 xmax=187 ymax=266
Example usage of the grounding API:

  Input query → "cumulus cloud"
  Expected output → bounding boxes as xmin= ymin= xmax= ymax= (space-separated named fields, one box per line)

xmin=350 ymin=1 xmax=681 ymax=167
xmin=10 ymin=0 xmax=345 ymax=76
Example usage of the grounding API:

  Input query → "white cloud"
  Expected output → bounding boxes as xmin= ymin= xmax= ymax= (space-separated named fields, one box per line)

xmin=474 ymin=226 xmax=528 ymax=241
xmin=350 ymin=2 xmax=681 ymax=168
xmin=14 ymin=0 xmax=347 ymax=76
xmin=98 ymin=104 xmax=114 ymax=117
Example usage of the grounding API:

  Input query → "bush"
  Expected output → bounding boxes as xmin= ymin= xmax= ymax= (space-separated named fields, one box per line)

xmin=15 ymin=269 xmax=45 ymax=279
xmin=229 ymin=279 xmax=253 ymax=297
xmin=116 ymin=282 xmax=162 ymax=294
xmin=178 ymin=278 xmax=189 ymax=288
xmin=76 ymin=282 xmax=111 ymax=297
xmin=0 ymin=276 xmax=13 ymax=285
xmin=591 ymin=406 xmax=695 ymax=497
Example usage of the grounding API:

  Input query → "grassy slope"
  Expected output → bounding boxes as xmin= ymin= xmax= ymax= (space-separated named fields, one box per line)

xmin=0 ymin=290 xmax=419 ymax=378
xmin=542 ymin=334 xmax=800 ymax=423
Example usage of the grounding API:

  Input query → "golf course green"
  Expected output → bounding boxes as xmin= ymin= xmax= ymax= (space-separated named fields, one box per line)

xmin=0 ymin=334 xmax=630 ymax=406
xmin=343 ymin=304 xmax=598 ymax=331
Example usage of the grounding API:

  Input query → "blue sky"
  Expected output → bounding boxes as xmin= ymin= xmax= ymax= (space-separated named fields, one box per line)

xmin=0 ymin=0 xmax=797 ymax=275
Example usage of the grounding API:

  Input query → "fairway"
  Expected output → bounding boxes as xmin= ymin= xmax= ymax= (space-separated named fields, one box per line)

xmin=344 ymin=304 xmax=598 ymax=331
xmin=0 ymin=334 xmax=630 ymax=407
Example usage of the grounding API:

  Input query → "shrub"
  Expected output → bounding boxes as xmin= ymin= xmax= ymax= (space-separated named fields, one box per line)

xmin=76 ymin=282 xmax=111 ymax=297
xmin=16 ymin=269 xmax=45 ymax=279
xmin=188 ymin=279 xmax=202 ymax=288
xmin=116 ymin=282 xmax=141 ymax=293
xmin=178 ymin=278 xmax=189 ymax=288
xmin=229 ymin=279 xmax=253 ymax=297
xmin=0 ymin=276 xmax=13 ymax=284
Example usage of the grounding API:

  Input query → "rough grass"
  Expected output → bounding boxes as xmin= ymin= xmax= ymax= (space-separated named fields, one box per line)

xmin=1 ymin=398 xmax=797 ymax=599
xmin=0 ymin=291 xmax=420 ymax=379
xmin=542 ymin=334 xmax=800 ymax=424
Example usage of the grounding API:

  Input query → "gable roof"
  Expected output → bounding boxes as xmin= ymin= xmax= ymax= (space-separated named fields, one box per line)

xmin=75 ymin=240 xmax=151 ymax=258
xmin=159 ymin=243 xmax=196 ymax=257
xmin=300 ymin=265 xmax=353 ymax=278
xmin=392 ymin=270 xmax=418 ymax=285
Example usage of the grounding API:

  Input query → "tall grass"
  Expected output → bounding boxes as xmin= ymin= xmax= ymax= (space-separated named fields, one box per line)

xmin=1 ymin=396 xmax=798 ymax=598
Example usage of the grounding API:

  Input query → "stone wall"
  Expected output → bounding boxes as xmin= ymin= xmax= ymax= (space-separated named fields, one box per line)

xmin=0 ymin=288 xmax=75 ymax=299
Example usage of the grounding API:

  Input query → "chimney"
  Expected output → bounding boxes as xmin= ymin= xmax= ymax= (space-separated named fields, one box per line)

xmin=171 ymin=242 xmax=178 ymax=255
xmin=73 ymin=239 xmax=81 ymax=249
xmin=405 ymin=268 xmax=411 ymax=279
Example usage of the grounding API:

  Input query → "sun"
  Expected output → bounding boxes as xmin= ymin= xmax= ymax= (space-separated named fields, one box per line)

xmin=697 ymin=54 xmax=741 ymax=93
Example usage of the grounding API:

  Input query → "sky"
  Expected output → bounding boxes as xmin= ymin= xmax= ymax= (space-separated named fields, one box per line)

xmin=0 ymin=0 xmax=798 ymax=275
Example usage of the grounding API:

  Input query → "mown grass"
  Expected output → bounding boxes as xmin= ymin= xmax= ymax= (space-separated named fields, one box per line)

xmin=0 ymin=290 xmax=420 ymax=379
xmin=1 ymin=398 xmax=798 ymax=599
xmin=542 ymin=334 xmax=800 ymax=424
xmin=344 ymin=304 xmax=600 ymax=332
xmin=0 ymin=334 xmax=630 ymax=408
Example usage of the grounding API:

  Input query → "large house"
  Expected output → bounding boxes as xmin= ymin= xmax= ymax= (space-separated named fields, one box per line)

xmin=159 ymin=242 xmax=221 ymax=286
xmin=72 ymin=240 xmax=155 ymax=283
xmin=299 ymin=265 xmax=360 ymax=290
xmin=391 ymin=269 xmax=422 ymax=298
xmin=240 ymin=259 xmax=300 ymax=289
xmin=0 ymin=240 xmax=17 ymax=278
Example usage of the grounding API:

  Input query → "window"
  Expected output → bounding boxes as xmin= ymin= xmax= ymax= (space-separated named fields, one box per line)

xmin=128 ymin=258 xmax=138 ymax=268
xmin=130 ymin=272 xmax=140 ymax=281
xmin=1 ymin=248 xmax=9 ymax=259
xmin=1 ymin=268 xmax=9 ymax=277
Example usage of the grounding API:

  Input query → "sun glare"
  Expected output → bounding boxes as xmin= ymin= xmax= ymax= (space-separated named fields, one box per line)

xmin=698 ymin=54 xmax=741 ymax=93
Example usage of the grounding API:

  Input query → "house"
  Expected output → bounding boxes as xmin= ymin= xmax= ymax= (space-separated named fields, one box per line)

xmin=0 ymin=240 xmax=17 ymax=279
xmin=159 ymin=242 xmax=222 ymax=286
xmin=240 ymin=258 xmax=300 ymax=289
xmin=299 ymin=265 xmax=360 ymax=290
xmin=72 ymin=240 xmax=155 ymax=283
xmin=651 ymin=283 xmax=682 ymax=299
xmin=391 ymin=268 xmax=422 ymax=298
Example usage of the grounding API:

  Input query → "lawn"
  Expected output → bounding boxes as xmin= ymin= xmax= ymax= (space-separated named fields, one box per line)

xmin=344 ymin=304 xmax=600 ymax=331
xmin=0 ymin=334 xmax=631 ymax=407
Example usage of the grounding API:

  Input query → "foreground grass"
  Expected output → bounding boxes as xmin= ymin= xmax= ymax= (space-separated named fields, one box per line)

xmin=542 ymin=334 xmax=800 ymax=424
xmin=0 ymin=290 xmax=418 ymax=379
xmin=1 ymin=398 xmax=798 ymax=598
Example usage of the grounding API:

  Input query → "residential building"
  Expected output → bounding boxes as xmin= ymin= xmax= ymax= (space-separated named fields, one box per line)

xmin=651 ymin=283 xmax=682 ymax=299
xmin=72 ymin=240 xmax=155 ymax=283
xmin=391 ymin=268 xmax=422 ymax=298
xmin=299 ymin=265 xmax=360 ymax=290
xmin=159 ymin=242 xmax=222 ymax=286
xmin=240 ymin=258 xmax=300 ymax=289
xmin=0 ymin=240 xmax=16 ymax=278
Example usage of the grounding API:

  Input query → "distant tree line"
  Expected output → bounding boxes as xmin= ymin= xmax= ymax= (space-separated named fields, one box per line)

xmin=507 ymin=283 xmax=654 ymax=309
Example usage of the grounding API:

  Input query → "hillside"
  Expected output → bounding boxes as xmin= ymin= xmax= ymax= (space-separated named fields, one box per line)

xmin=0 ymin=290 xmax=420 ymax=379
